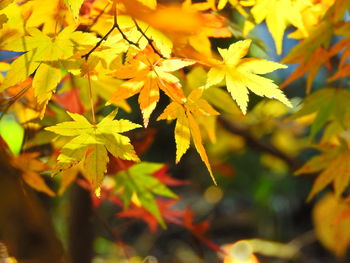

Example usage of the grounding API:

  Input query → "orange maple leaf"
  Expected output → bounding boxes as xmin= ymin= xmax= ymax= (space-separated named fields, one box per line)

xmin=109 ymin=46 xmax=195 ymax=126
xmin=11 ymin=152 xmax=55 ymax=196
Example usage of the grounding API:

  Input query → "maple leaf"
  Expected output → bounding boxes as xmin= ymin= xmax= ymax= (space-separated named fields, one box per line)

xmin=4 ymin=26 xmax=78 ymax=61
xmin=21 ymin=0 xmax=75 ymax=34
xmin=117 ymin=199 xmax=221 ymax=251
xmin=114 ymin=162 xmax=177 ymax=226
xmin=11 ymin=152 xmax=55 ymax=196
xmin=243 ymin=0 xmax=307 ymax=54
xmin=0 ymin=26 xmax=89 ymax=115
xmin=0 ymin=51 xmax=40 ymax=93
xmin=186 ymin=66 xmax=241 ymax=115
xmin=117 ymin=199 xmax=183 ymax=232
xmin=327 ymin=23 xmax=350 ymax=81
xmin=2 ymin=27 xmax=102 ymax=116
xmin=296 ymin=144 xmax=350 ymax=200
xmin=287 ymin=0 xmax=334 ymax=40
xmin=281 ymin=47 xmax=330 ymax=93
xmin=206 ymin=40 xmax=291 ymax=114
xmin=158 ymin=88 xmax=219 ymax=184
xmin=0 ymin=2 xmax=26 ymax=49
xmin=46 ymin=110 xmax=141 ymax=189
xmin=109 ymin=46 xmax=195 ymax=127
xmin=281 ymin=20 xmax=334 ymax=92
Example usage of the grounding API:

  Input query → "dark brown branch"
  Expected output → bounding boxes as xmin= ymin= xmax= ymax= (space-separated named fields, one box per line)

xmin=218 ymin=116 xmax=301 ymax=171
xmin=81 ymin=25 xmax=116 ymax=60
xmin=82 ymin=5 xmax=139 ymax=61
xmin=132 ymin=18 xmax=165 ymax=58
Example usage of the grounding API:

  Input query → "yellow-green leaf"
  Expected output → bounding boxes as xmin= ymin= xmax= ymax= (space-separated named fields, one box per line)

xmin=46 ymin=110 xmax=141 ymax=189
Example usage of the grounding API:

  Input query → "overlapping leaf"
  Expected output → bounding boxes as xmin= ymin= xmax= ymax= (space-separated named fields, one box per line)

xmin=109 ymin=46 xmax=195 ymax=126
xmin=243 ymin=0 xmax=307 ymax=54
xmin=158 ymin=88 xmax=219 ymax=184
xmin=115 ymin=162 xmax=177 ymax=226
xmin=46 ymin=110 xmax=141 ymax=189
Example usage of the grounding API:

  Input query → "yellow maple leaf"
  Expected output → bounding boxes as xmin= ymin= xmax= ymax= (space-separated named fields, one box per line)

xmin=4 ymin=26 xmax=78 ymax=61
xmin=1 ymin=26 xmax=78 ymax=93
xmin=46 ymin=110 xmax=141 ymax=189
xmin=22 ymin=0 xmax=75 ymax=34
xmin=157 ymin=88 xmax=219 ymax=184
xmin=0 ymin=2 xmax=25 ymax=48
xmin=244 ymin=0 xmax=308 ymax=54
xmin=288 ymin=0 xmax=335 ymax=39
xmin=109 ymin=46 xmax=195 ymax=127
xmin=1 ymin=26 xmax=97 ymax=116
xmin=206 ymin=40 xmax=291 ymax=114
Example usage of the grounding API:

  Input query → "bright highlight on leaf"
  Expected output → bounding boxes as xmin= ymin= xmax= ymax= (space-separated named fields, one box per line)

xmin=206 ymin=40 xmax=291 ymax=114
xmin=46 ymin=110 xmax=141 ymax=189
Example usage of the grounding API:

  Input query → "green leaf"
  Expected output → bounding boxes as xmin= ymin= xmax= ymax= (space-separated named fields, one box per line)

xmin=115 ymin=162 xmax=178 ymax=227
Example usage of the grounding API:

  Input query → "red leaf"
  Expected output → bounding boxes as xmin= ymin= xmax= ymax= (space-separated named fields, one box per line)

xmin=117 ymin=199 xmax=183 ymax=232
xmin=54 ymin=88 xmax=85 ymax=114
xmin=153 ymin=165 xmax=190 ymax=186
xmin=107 ymin=155 xmax=135 ymax=174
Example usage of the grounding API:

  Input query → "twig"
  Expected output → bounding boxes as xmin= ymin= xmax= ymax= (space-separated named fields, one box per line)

xmin=114 ymin=7 xmax=140 ymax=47
xmin=86 ymin=67 xmax=96 ymax=125
xmin=81 ymin=3 xmax=139 ymax=61
xmin=132 ymin=18 xmax=165 ymax=59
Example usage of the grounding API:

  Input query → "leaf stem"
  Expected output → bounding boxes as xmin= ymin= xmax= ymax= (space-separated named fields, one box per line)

xmin=87 ymin=68 xmax=96 ymax=125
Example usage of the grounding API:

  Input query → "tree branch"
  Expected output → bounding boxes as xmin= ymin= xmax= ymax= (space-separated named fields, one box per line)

xmin=218 ymin=116 xmax=301 ymax=171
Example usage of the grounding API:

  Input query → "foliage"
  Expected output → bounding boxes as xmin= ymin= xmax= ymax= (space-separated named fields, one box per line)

xmin=1 ymin=0 xmax=350 ymax=262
